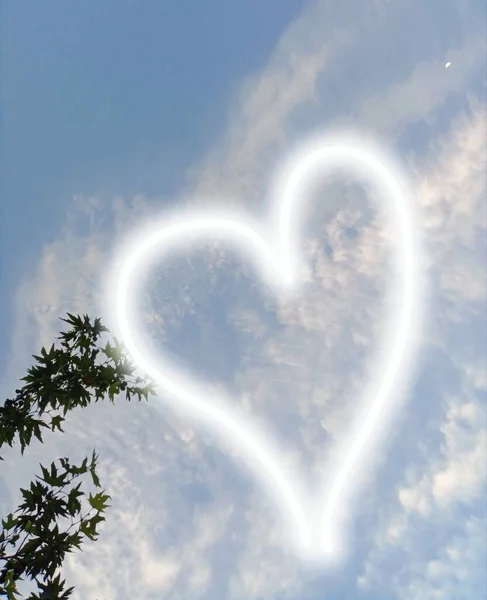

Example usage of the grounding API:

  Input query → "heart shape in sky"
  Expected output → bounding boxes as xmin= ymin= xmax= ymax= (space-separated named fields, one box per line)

xmin=107 ymin=130 xmax=425 ymax=566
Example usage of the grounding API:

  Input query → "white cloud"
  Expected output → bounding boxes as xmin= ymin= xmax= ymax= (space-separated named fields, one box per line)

xmin=357 ymin=36 xmax=486 ymax=135
xmin=356 ymin=98 xmax=486 ymax=599
xmin=401 ymin=516 xmax=487 ymax=600
xmin=398 ymin=395 xmax=486 ymax=515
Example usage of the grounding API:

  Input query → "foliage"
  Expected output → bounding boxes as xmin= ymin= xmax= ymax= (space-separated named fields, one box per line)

xmin=0 ymin=314 xmax=156 ymax=599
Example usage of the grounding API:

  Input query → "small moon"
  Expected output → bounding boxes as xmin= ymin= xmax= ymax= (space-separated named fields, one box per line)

xmin=445 ymin=62 xmax=452 ymax=68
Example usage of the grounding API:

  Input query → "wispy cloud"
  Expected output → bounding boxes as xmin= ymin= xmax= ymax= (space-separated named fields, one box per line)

xmin=356 ymin=100 xmax=487 ymax=600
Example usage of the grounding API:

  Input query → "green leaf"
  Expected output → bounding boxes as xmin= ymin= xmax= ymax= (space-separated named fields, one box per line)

xmin=19 ymin=536 xmax=42 ymax=556
xmin=1 ymin=312 xmax=156 ymax=598
xmin=87 ymin=492 xmax=111 ymax=512
xmin=90 ymin=467 xmax=101 ymax=488
xmin=36 ymin=460 xmax=68 ymax=487
xmin=80 ymin=520 xmax=97 ymax=541
xmin=50 ymin=414 xmax=65 ymax=432
xmin=1 ymin=513 xmax=17 ymax=531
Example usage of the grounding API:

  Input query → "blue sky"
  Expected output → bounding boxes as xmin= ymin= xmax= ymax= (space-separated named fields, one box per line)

xmin=1 ymin=0 xmax=306 ymax=354
xmin=1 ymin=1 xmax=486 ymax=599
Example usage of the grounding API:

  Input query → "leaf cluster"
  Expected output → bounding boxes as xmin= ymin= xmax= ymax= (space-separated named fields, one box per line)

xmin=0 ymin=314 xmax=156 ymax=599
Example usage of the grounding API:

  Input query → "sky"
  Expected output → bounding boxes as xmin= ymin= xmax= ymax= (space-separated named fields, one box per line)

xmin=1 ymin=1 xmax=486 ymax=599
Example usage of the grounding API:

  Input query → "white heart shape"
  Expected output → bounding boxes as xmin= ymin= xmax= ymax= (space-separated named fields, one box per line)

xmin=107 ymin=131 xmax=425 ymax=566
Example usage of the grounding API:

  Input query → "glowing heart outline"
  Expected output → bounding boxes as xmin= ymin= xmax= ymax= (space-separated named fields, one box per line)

xmin=108 ymin=131 xmax=425 ymax=565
